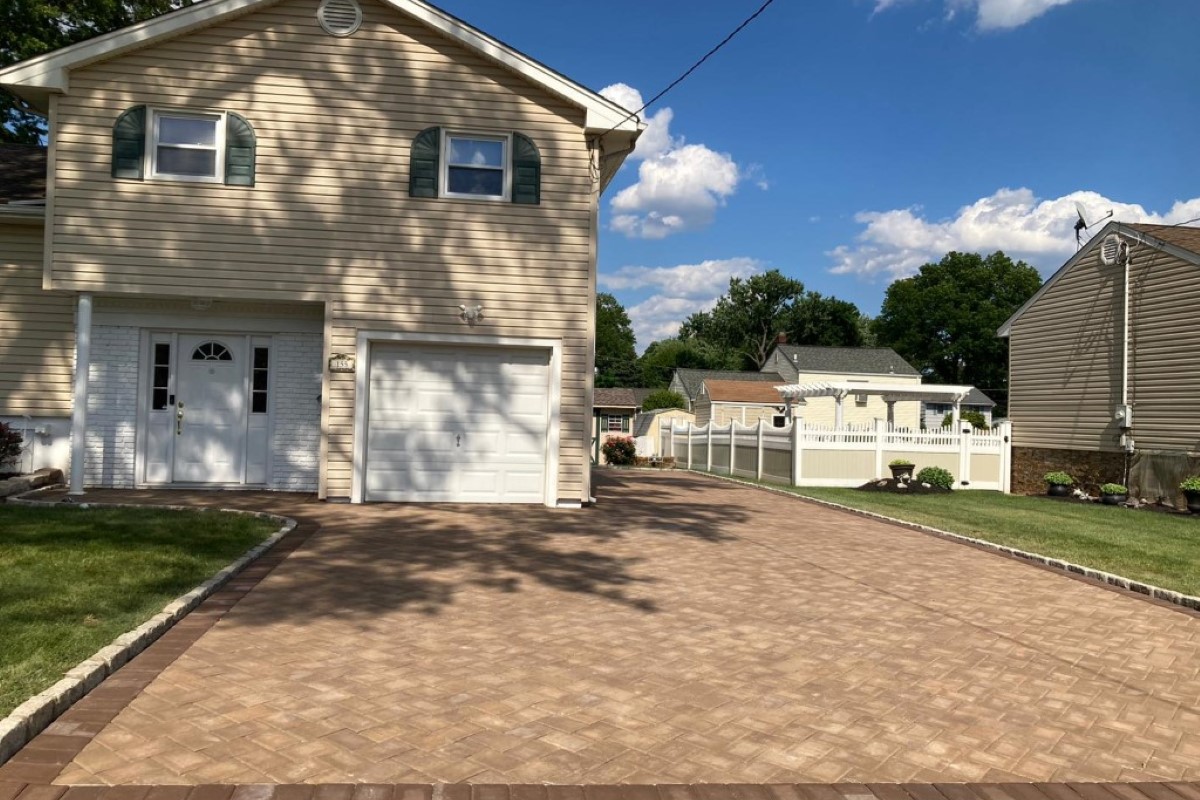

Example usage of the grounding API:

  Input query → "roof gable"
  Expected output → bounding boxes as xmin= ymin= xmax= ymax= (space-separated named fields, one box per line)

xmin=0 ymin=0 xmax=643 ymax=137
xmin=771 ymin=345 xmax=920 ymax=377
xmin=997 ymin=222 xmax=1200 ymax=336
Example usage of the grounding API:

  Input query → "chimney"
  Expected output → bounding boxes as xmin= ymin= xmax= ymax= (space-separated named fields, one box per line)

xmin=775 ymin=332 xmax=788 ymax=345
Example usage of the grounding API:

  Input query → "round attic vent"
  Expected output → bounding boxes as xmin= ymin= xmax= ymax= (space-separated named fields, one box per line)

xmin=318 ymin=0 xmax=362 ymax=36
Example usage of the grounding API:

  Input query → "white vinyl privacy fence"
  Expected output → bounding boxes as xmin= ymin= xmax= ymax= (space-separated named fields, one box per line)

xmin=661 ymin=419 xmax=1012 ymax=492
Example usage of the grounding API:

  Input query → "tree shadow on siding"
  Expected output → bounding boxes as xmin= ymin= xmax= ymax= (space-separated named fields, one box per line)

xmin=52 ymin=0 xmax=608 ymax=497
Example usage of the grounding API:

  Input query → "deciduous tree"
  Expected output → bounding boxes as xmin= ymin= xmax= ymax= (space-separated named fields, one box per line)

xmin=595 ymin=292 xmax=638 ymax=388
xmin=872 ymin=251 xmax=1042 ymax=413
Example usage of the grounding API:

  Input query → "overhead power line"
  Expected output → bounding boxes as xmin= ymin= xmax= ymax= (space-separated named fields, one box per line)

xmin=595 ymin=0 xmax=776 ymax=140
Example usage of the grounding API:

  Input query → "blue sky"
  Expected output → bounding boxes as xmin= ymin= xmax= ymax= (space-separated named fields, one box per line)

xmin=441 ymin=0 xmax=1200 ymax=350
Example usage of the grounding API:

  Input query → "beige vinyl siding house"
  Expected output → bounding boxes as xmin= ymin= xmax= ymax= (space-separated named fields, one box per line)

xmin=0 ymin=0 xmax=640 ymax=504
xmin=1000 ymin=222 xmax=1200 ymax=498
xmin=694 ymin=380 xmax=788 ymax=428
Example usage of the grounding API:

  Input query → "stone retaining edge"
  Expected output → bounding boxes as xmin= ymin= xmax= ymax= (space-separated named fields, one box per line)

xmin=689 ymin=469 xmax=1200 ymax=614
xmin=0 ymin=488 xmax=298 ymax=766
xmin=0 ymin=469 xmax=65 ymax=500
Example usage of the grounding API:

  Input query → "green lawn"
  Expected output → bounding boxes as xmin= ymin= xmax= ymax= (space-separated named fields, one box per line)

xmin=0 ymin=506 xmax=279 ymax=716
xmin=778 ymin=486 xmax=1200 ymax=597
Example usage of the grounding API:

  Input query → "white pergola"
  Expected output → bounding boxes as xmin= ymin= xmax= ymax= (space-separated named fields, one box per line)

xmin=775 ymin=381 xmax=975 ymax=428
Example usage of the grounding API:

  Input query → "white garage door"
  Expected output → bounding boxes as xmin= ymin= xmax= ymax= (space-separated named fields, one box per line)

xmin=365 ymin=344 xmax=551 ymax=503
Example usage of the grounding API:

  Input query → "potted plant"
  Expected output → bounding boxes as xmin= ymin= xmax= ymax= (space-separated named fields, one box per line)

xmin=1100 ymin=483 xmax=1128 ymax=506
xmin=1044 ymin=471 xmax=1074 ymax=497
xmin=888 ymin=458 xmax=916 ymax=481
xmin=1179 ymin=476 xmax=1200 ymax=514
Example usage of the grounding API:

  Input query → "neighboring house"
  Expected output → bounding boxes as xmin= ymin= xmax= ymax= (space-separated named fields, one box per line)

xmin=922 ymin=388 xmax=996 ymax=429
xmin=0 ymin=0 xmax=641 ymax=506
xmin=592 ymin=387 xmax=651 ymax=464
xmin=669 ymin=369 xmax=784 ymax=412
xmin=695 ymin=380 xmax=789 ymax=428
xmin=632 ymin=407 xmax=695 ymax=458
xmin=762 ymin=344 xmax=924 ymax=429
xmin=999 ymin=222 xmax=1200 ymax=499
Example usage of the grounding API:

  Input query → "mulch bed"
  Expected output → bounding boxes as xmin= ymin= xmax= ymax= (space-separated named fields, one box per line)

xmin=1038 ymin=492 xmax=1194 ymax=516
xmin=856 ymin=478 xmax=951 ymax=495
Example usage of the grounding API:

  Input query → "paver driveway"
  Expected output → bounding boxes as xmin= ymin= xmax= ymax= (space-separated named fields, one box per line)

xmin=29 ymin=472 xmax=1200 ymax=784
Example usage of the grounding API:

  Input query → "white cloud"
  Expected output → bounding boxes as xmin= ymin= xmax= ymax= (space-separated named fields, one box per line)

xmin=609 ymin=144 xmax=741 ymax=239
xmin=600 ymin=257 xmax=763 ymax=345
xmin=600 ymin=83 xmax=752 ymax=239
xmin=828 ymin=188 xmax=1200 ymax=280
xmin=872 ymin=0 xmax=1085 ymax=30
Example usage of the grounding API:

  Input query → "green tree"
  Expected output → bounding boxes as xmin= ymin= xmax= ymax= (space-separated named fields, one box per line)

xmin=680 ymin=270 xmax=863 ymax=370
xmin=595 ymin=292 xmax=638 ymax=388
xmin=2 ymin=0 xmax=195 ymax=143
xmin=872 ymin=251 xmax=1042 ymax=413
xmin=641 ymin=389 xmax=686 ymax=412
xmin=637 ymin=337 xmax=738 ymax=388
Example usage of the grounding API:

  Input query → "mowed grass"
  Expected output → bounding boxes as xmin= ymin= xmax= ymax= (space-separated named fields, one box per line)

xmin=782 ymin=487 xmax=1200 ymax=597
xmin=0 ymin=506 xmax=278 ymax=716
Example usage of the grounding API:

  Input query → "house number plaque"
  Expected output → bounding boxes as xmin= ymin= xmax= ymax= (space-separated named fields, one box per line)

xmin=328 ymin=354 xmax=355 ymax=373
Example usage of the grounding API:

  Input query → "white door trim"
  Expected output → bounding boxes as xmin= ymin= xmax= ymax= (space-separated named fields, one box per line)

xmin=351 ymin=331 xmax=562 ymax=507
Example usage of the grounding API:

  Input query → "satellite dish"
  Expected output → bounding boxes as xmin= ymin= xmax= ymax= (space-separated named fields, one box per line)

xmin=1099 ymin=234 xmax=1124 ymax=266
xmin=1075 ymin=201 xmax=1092 ymax=230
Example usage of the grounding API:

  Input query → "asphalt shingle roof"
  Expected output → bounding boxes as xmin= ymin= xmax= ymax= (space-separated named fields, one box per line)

xmin=1127 ymin=223 xmax=1200 ymax=256
xmin=775 ymin=345 xmax=920 ymax=377
xmin=704 ymin=380 xmax=787 ymax=404
xmin=0 ymin=144 xmax=47 ymax=203
xmin=673 ymin=369 xmax=784 ymax=401
xmin=593 ymin=387 xmax=652 ymax=409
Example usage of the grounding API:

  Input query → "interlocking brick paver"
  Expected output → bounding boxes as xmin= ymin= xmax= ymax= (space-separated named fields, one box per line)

xmin=25 ymin=472 xmax=1200 ymax=785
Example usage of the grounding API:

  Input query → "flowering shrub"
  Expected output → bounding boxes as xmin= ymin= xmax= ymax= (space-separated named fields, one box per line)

xmin=601 ymin=435 xmax=637 ymax=466
xmin=916 ymin=466 xmax=954 ymax=489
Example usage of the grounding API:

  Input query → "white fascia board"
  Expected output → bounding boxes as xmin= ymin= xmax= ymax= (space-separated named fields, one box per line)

xmin=0 ymin=0 xmax=270 ymax=107
xmin=0 ymin=0 xmax=645 ymax=137
xmin=996 ymin=221 xmax=1200 ymax=337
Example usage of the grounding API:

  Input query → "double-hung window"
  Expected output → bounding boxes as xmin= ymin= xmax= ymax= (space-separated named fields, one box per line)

xmin=443 ymin=133 xmax=509 ymax=200
xmin=151 ymin=110 xmax=224 ymax=182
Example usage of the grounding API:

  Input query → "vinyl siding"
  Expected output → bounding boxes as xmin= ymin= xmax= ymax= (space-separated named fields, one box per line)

xmin=0 ymin=220 xmax=75 ymax=415
xmin=792 ymin=370 xmax=922 ymax=429
xmin=48 ymin=0 xmax=597 ymax=499
xmin=1008 ymin=245 xmax=1122 ymax=451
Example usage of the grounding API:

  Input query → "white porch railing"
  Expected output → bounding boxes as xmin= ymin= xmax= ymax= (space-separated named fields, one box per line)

xmin=660 ymin=418 xmax=1012 ymax=492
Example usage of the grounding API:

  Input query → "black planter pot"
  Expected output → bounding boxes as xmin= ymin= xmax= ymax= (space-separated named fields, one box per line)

xmin=889 ymin=464 xmax=915 ymax=480
xmin=1101 ymin=493 xmax=1127 ymax=506
xmin=1047 ymin=483 xmax=1072 ymax=497
xmin=1184 ymin=490 xmax=1200 ymax=514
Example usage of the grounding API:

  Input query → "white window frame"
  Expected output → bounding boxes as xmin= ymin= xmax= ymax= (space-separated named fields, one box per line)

xmin=440 ymin=130 xmax=511 ymax=202
xmin=148 ymin=108 xmax=226 ymax=183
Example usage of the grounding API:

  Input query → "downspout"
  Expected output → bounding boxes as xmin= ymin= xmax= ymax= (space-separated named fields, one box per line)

xmin=1122 ymin=246 xmax=1132 ymax=487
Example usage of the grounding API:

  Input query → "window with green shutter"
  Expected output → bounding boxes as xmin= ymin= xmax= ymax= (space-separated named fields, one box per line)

xmin=511 ymin=132 xmax=540 ymax=205
xmin=410 ymin=126 xmax=441 ymax=197
xmin=411 ymin=128 xmax=542 ymax=204
xmin=112 ymin=105 xmax=147 ymax=180
xmin=112 ymin=106 xmax=257 ymax=186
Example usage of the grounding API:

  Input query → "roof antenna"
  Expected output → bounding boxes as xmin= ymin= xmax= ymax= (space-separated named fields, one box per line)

xmin=1075 ymin=201 xmax=1114 ymax=249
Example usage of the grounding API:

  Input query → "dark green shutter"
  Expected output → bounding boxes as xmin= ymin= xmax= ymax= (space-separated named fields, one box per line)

xmin=511 ymin=132 xmax=540 ymax=205
xmin=409 ymin=126 xmax=441 ymax=198
xmin=111 ymin=105 xmax=146 ymax=180
xmin=224 ymin=113 xmax=256 ymax=186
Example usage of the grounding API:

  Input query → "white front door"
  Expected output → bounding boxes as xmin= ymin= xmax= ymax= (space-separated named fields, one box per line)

xmin=173 ymin=335 xmax=247 ymax=483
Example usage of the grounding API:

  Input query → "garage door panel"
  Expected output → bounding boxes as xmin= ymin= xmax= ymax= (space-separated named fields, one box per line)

xmin=365 ymin=344 xmax=550 ymax=503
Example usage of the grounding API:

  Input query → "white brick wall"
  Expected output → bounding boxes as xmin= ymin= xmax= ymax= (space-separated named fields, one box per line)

xmin=85 ymin=325 xmax=139 ymax=488
xmin=270 ymin=332 xmax=322 ymax=491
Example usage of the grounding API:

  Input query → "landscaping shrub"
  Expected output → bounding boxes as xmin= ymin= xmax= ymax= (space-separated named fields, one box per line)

xmin=942 ymin=410 xmax=990 ymax=430
xmin=1044 ymin=471 xmax=1074 ymax=486
xmin=916 ymin=466 xmax=954 ymax=489
xmin=0 ymin=422 xmax=22 ymax=468
xmin=642 ymin=389 xmax=687 ymax=411
xmin=601 ymin=435 xmax=637 ymax=465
